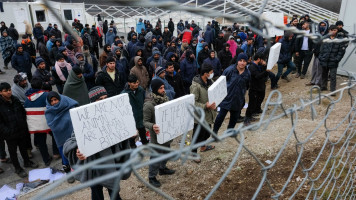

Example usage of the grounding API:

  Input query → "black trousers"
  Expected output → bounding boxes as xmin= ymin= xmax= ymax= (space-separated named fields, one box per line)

xmin=0 ymin=138 xmax=7 ymax=159
xmin=91 ymin=184 xmax=121 ymax=200
xmin=297 ymin=50 xmax=313 ymax=75
xmin=192 ymin=123 xmax=211 ymax=153
xmin=245 ymin=89 xmax=265 ymax=119
xmin=129 ymin=127 xmax=149 ymax=147
xmin=6 ymin=138 xmax=30 ymax=170
xmin=34 ymin=133 xmax=51 ymax=163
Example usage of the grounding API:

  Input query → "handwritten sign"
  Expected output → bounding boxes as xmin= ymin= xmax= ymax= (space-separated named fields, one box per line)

xmin=69 ymin=93 xmax=136 ymax=157
xmin=267 ymin=43 xmax=281 ymax=70
xmin=208 ymin=76 xmax=227 ymax=106
xmin=155 ymin=94 xmax=195 ymax=144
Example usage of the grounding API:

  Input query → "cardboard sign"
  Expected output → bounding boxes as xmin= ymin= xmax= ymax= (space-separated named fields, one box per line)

xmin=70 ymin=93 xmax=136 ymax=157
xmin=208 ymin=76 xmax=227 ymax=106
xmin=267 ymin=43 xmax=282 ymax=70
xmin=155 ymin=94 xmax=195 ymax=144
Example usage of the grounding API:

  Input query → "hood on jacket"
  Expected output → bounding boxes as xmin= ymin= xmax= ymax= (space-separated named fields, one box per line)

xmin=10 ymin=23 xmax=15 ymax=28
xmin=152 ymin=50 xmax=161 ymax=56
xmin=134 ymin=56 xmax=143 ymax=67
xmin=165 ymin=52 xmax=175 ymax=61
xmin=145 ymin=38 xmax=152 ymax=49
xmin=133 ymin=46 xmax=143 ymax=56
xmin=318 ymin=20 xmax=329 ymax=36
xmin=206 ymin=26 xmax=212 ymax=31
xmin=202 ymin=42 xmax=209 ymax=50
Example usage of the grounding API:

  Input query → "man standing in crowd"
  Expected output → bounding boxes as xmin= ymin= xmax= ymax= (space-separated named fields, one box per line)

xmin=12 ymin=44 xmax=33 ymax=81
xmin=11 ymin=73 xmax=31 ymax=104
xmin=190 ymin=64 xmax=216 ymax=163
xmin=319 ymin=25 xmax=348 ymax=95
xmin=21 ymin=35 xmax=36 ymax=65
xmin=152 ymin=67 xmax=175 ymax=100
xmin=203 ymin=50 xmax=222 ymax=80
xmin=244 ymin=53 xmax=269 ymax=126
xmin=180 ymin=49 xmax=197 ymax=93
xmin=130 ymin=56 xmax=150 ymax=90
xmin=213 ymin=53 xmax=250 ymax=133
xmin=276 ymin=31 xmax=296 ymax=85
xmin=218 ymin=43 xmax=232 ymax=71
xmin=335 ymin=21 xmax=348 ymax=38
xmin=0 ymin=82 xmax=38 ymax=178
xmin=295 ymin=21 xmax=314 ymax=79
xmin=50 ymin=24 xmax=62 ymax=39
xmin=122 ymin=75 xmax=149 ymax=147
xmin=0 ymin=30 xmax=15 ymax=72
xmin=168 ymin=18 xmax=174 ymax=34
xmin=144 ymin=79 xmax=176 ymax=187
xmin=165 ymin=62 xmax=186 ymax=99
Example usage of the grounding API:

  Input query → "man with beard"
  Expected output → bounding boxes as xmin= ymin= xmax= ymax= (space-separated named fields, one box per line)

xmin=130 ymin=56 xmax=150 ymax=90
xmin=214 ymin=32 xmax=226 ymax=53
xmin=180 ymin=50 xmax=197 ymax=93
xmin=12 ymin=45 xmax=33 ymax=81
xmin=165 ymin=62 xmax=185 ymax=98
xmin=197 ymin=43 xmax=209 ymax=69
xmin=203 ymin=50 xmax=222 ymax=80
xmin=144 ymin=79 xmax=176 ymax=187
xmin=218 ymin=43 xmax=232 ymax=71
xmin=127 ymin=33 xmax=138 ymax=58
xmin=149 ymin=50 xmax=166 ymax=79
xmin=33 ymin=57 xmax=55 ymax=91
xmin=0 ymin=30 xmax=15 ymax=72
xmin=99 ymin=44 xmax=111 ymax=68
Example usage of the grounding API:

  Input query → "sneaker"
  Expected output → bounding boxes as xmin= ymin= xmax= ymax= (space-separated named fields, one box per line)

xmin=45 ymin=157 xmax=53 ymax=167
xmin=149 ymin=177 xmax=161 ymax=187
xmin=300 ymin=74 xmax=305 ymax=79
xmin=236 ymin=116 xmax=245 ymax=123
xmin=281 ymin=76 xmax=291 ymax=82
xmin=291 ymin=70 xmax=296 ymax=74
xmin=15 ymin=168 xmax=28 ymax=178
xmin=271 ymin=85 xmax=279 ymax=90
xmin=295 ymin=73 xmax=300 ymax=78
xmin=305 ymin=82 xmax=315 ymax=86
xmin=159 ymin=167 xmax=176 ymax=175
xmin=24 ymin=160 xmax=38 ymax=168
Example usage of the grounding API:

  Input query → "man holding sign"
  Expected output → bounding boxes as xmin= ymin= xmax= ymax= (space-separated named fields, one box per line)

xmin=144 ymin=79 xmax=176 ymax=188
xmin=276 ymin=32 xmax=296 ymax=85
xmin=190 ymin=64 xmax=217 ymax=163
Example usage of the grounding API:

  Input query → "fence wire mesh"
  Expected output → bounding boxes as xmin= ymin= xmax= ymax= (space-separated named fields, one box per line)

xmin=33 ymin=0 xmax=356 ymax=199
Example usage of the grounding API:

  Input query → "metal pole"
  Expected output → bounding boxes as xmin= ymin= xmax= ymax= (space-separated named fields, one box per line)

xmin=223 ymin=0 xmax=226 ymax=24
xmin=124 ymin=17 xmax=126 ymax=42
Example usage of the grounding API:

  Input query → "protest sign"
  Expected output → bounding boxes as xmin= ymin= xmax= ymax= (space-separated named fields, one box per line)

xmin=70 ymin=93 xmax=136 ymax=157
xmin=267 ymin=43 xmax=282 ymax=70
xmin=155 ymin=94 xmax=195 ymax=144
xmin=208 ymin=76 xmax=227 ymax=106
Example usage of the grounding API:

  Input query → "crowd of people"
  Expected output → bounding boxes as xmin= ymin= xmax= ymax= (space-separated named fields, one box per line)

xmin=0 ymin=13 xmax=350 ymax=200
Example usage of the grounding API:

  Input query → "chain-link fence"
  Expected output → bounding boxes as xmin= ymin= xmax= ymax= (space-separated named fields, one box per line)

xmin=32 ymin=0 xmax=356 ymax=199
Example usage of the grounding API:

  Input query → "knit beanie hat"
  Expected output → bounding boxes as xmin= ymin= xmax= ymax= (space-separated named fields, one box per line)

xmin=155 ymin=66 xmax=165 ymax=76
xmin=13 ymin=72 xmax=27 ymax=84
xmin=35 ymin=57 xmax=45 ymax=67
xmin=47 ymin=91 xmax=61 ymax=103
xmin=151 ymin=79 xmax=165 ymax=95
xmin=88 ymin=86 xmax=108 ymax=102
xmin=75 ymin=52 xmax=84 ymax=59
xmin=237 ymin=53 xmax=248 ymax=61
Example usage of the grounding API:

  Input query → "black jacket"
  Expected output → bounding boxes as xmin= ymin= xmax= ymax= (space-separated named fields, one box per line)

xmin=165 ymin=72 xmax=186 ymax=99
xmin=7 ymin=27 xmax=19 ymax=41
xmin=318 ymin=35 xmax=348 ymax=68
xmin=218 ymin=46 xmax=232 ymax=70
xmin=33 ymin=68 xmax=54 ymax=90
xmin=248 ymin=62 xmax=268 ymax=91
xmin=50 ymin=28 xmax=62 ymax=40
xmin=168 ymin=21 xmax=174 ymax=33
xmin=95 ymin=66 xmax=126 ymax=97
xmin=294 ymin=30 xmax=314 ymax=52
xmin=214 ymin=37 xmax=225 ymax=53
xmin=0 ymin=96 xmax=28 ymax=140
xmin=162 ymin=31 xmax=172 ymax=44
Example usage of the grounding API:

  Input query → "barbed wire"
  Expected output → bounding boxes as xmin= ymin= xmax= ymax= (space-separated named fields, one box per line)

xmin=32 ymin=0 xmax=356 ymax=199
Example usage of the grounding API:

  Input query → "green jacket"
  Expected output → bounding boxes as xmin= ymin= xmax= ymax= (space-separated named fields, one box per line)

xmin=143 ymin=99 xmax=172 ymax=146
xmin=190 ymin=75 xmax=217 ymax=124
xmin=121 ymin=85 xmax=145 ymax=128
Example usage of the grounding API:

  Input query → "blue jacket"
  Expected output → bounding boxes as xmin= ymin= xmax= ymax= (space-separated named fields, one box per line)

xmin=241 ymin=44 xmax=254 ymax=58
xmin=277 ymin=37 xmax=293 ymax=64
xmin=219 ymin=65 xmax=250 ymax=111
xmin=33 ymin=27 xmax=44 ymax=40
xmin=24 ymin=89 xmax=48 ymax=108
xmin=11 ymin=50 xmax=32 ymax=73
xmin=127 ymin=39 xmax=138 ymax=58
xmin=136 ymin=22 xmax=145 ymax=33
xmin=74 ymin=62 xmax=95 ymax=90
xmin=105 ymin=31 xmax=115 ymax=45
xmin=180 ymin=56 xmax=197 ymax=84
xmin=45 ymin=95 xmax=78 ymax=147
xmin=238 ymin=32 xmax=247 ymax=42
xmin=151 ymin=76 xmax=176 ymax=100
xmin=203 ymin=27 xmax=214 ymax=44
xmin=203 ymin=57 xmax=222 ymax=77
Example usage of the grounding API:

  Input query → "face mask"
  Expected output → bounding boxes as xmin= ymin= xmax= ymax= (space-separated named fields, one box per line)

xmin=192 ymin=43 xmax=197 ymax=46
xmin=208 ymin=72 xmax=214 ymax=79
xmin=237 ymin=39 xmax=241 ymax=42
xmin=319 ymin=26 xmax=326 ymax=33
xmin=58 ymin=62 xmax=66 ymax=67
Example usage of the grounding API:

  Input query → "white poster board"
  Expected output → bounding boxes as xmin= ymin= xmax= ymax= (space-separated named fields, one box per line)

xmin=267 ymin=43 xmax=282 ymax=70
xmin=208 ymin=76 xmax=227 ymax=106
xmin=155 ymin=94 xmax=195 ymax=144
xmin=13 ymin=7 xmax=28 ymax=34
xmin=262 ymin=12 xmax=285 ymax=37
xmin=70 ymin=93 xmax=136 ymax=157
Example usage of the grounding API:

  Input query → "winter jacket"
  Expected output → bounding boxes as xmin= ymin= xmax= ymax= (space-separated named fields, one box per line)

xmin=121 ymin=85 xmax=145 ymax=128
xmin=130 ymin=56 xmax=150 ymax=89
xmin=11 ymin=83 xmax=31 ymax=104
xmin=165 ymin=52 xmax=180 ymax=72
xmin=277 ymin=36 xmax=294 ymax=64
xmin=165 ymin=71 xmax=186 ymax=99
xmin=190 ymin=75 xmax=216 ymax=124
xmin=127 ymin=39 xmax=138 ymax=58
xmin=318 ymin=35 xmax=348 ymax=68
xmin=203 ymin=56 xmax=222 ymax=77
xmin=151 ymin=76 xmax=176 ymax=100
xmin=45 ymin=95 xmax=78 ymax=147
xmin=204 ymin=27 xmax=214 ymax=44
xmin=197 ymin=43 xmax=209 ymax=66
xmin=241 ymin=44 xmax=254 ymax=58
xmin=168 ymin=21 xmax=174 ymax=33
xmin=248 ymin=62 xmax=268 ymax=91
xmin=105 ymin=31 xmax=115 ymax=45
xmin=180 ymin=53 xmax=197 ymax=84
xmin=227 ymin=40 xmax=238 ymax=58
xmin=24 ymin=89 xmax=51 ymax=134
xmin=182 ymin=29 xmax=193 ymax=44
xmin=33 ymin=26 xmax=44 ymax=40
xmin=95 ymin=66 xmax=126 ymax=97
xmin=162 ymin=31 xmax=172 ymax=44
xmin=149 ymin=51 xmax=166 ymax=78
xmin=74 ymin=62 xmax=95 ymax=90
xmin=218 ymin=45 xmax=233 ymax=70
xmin=129 ymin=46 xmax=144 ymax=69
xmin=11 ymin=49 xmax=32 ymax=74
xmin=32 ymin=68 xmax=54 ymax=90
xmin=63 ymin=70 xmax=90 ymax=106
xmin=7 ymin=25 xmax=19 ymax=41
xmin=136 ymin=22 xmax=146 ymax=33
xmin=21 ymin=40 xmax=36 ymax=57
xmin=214 ymin=37 xmax=225 ymax=53
xmin=50 ymin=28 xmax=62 ymax=40
xmin=177 ymin=22 xmax=184 ymax=34
xmin=0 ymin=96 xmax=28 ymax=141
xmin=219 ymin=65 xmax=250 ymax=111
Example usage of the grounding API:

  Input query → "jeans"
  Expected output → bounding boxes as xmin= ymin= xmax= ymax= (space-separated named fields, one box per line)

xmin=6 ymin=138 xmax=30 ymax=170
xmin=245 ymin=90 xmax=265 ymax=119
xmin=321 ymin=67 xmax=337 ymax=92
xmin=276 ymin=60 xmax=296 ymax=81
xmin=90 ymin=184 xmax=122 ymax=200
xmin=297 ymin=50 xmax=313 ymax=75
xmin=58 ymin=146 xmax=69 ymax=166
xmin=34 ymin=133 xmax=51 ymax=164
xmin=192 ymin=124 xmax=211 ymax=153
xmin=213 ymin=108 xmax=241 ymax=133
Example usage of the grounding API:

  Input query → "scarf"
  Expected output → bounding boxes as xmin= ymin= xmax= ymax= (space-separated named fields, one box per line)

xmin=152 ymin=92 xmax=169 ymax=105
xmin=55 ymin=61 xmax=72 ymax=81
xmin=63 ymin=70 xmax=90 ymax=106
